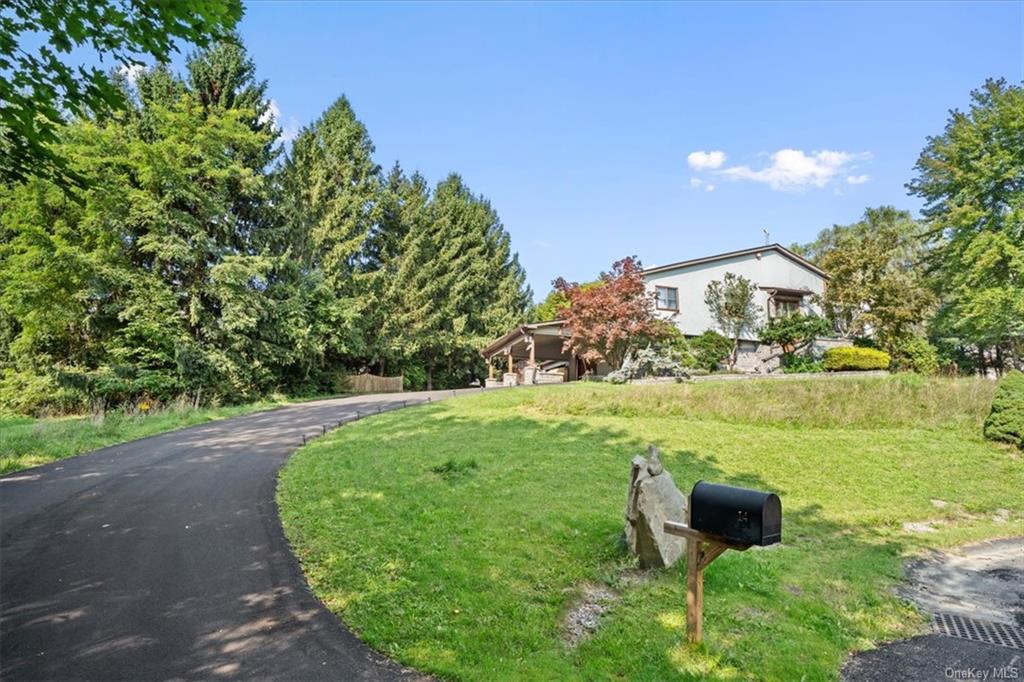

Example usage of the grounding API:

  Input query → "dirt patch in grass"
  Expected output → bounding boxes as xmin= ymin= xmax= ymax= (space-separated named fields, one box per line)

xmin=562 ymin=583 xmax=619 ymax=648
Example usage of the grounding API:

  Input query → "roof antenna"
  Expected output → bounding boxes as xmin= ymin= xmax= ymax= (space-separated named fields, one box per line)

xmin=762 ymin=228 xmax=770 ymax=245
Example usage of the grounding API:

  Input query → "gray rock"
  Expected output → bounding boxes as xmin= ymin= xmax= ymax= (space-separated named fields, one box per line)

xmin=624 ymin=446 xmax=687 ymax=568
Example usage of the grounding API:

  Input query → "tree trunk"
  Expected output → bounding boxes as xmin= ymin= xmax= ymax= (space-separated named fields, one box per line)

xmin=426 ymin=366 xmax=433 ymax=391
xmin=729 ymin=338 xmax=739 ymax=371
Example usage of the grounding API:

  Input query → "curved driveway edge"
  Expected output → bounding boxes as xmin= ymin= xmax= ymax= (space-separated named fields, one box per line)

xmin=1 ymin=388 xmax=484 ymax=681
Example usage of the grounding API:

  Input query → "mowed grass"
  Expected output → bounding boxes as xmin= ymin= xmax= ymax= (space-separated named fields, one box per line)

xmin=277 ymin=376 xmax=1022 ymax=681
xmin=0 ymin=398 xmax=295 ymax=475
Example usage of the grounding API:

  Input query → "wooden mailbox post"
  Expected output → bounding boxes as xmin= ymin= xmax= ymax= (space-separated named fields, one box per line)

xmin=664 ymin=481 xmax=782 ymax=644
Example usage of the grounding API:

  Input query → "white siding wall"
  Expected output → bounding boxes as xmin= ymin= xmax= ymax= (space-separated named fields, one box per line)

xmin=644 ymin=249 xmax=826 ymax=341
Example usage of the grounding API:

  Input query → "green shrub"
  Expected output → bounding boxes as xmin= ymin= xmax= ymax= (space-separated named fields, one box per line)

xmin=890 ymin=337 xmax=940 ymax=374
xmin=984 ymin=370 xmax=1024 ymax=449
xmin=823 ymin=347 xmax=890 ymax=371
xmin=760 ymin=313 xmax=833 ymax=348
xmin=689 ymin=330 xmax=733 ymax=371
xmin=781 ymin=354 xmax=824 ymax=374
xmin=0 ymin=369 xmax=87 ymax=415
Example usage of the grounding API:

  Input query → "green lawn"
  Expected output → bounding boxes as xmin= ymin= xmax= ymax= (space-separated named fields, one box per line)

xmin=277 ymin=376 xmax=1022 ymax=681
xmin=0 ymin=397 xmax=300 ymax=475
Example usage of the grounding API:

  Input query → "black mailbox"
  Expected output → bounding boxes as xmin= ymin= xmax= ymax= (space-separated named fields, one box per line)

xmin=689 ymin=481 xmax=781 ymax=546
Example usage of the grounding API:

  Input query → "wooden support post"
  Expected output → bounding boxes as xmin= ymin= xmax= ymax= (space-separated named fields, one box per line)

xmin=664 ymin=511 xmax=751 ymax=645
xmin=488 ymin=362 xmax=495 ymax=379
xmin=507 ymin=353 xmax=514 ymax=374
xmin=685 ymin=504 xmax=702 ymax=644
xmin=528 ymin=335 xmax=536 ymax=367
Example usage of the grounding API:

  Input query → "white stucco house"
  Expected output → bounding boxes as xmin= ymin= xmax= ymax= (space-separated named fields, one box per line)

xmin=481 ymin=243 xmax=846 ymax=382
xmin=643 ymin=243 xmax=845 ymax=372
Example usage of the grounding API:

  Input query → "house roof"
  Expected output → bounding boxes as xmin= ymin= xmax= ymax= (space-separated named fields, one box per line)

xmin=480 ymin=320 xmax=566 ymax=357
xmin=643 ymin=243 xmax=828 ymax=279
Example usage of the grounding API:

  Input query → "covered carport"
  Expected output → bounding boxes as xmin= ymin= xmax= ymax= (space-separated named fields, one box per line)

xmin=480 ymin=321 xmax=580 ymax=386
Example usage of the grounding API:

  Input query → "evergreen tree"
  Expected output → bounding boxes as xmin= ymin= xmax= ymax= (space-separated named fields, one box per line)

xmin=0 ymin=40 xmax=295 ymax=409
xmin=278 ymin=96 xmax=380 ymax=367
xmin=280 ymin=96 xmax=380 ymax=280
xmin=383 ymin=174 xmax=529 ymax=389
xmin=0 ymin=39 xmax=533 ymax=412
xmin=368 ymin=165 xmax=429 ymax=374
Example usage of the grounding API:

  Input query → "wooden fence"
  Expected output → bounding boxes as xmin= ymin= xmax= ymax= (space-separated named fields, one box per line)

xmin=349 ymin=373 xmax=404 ymax=393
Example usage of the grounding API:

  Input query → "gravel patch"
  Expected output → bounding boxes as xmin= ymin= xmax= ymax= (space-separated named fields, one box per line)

xmin=563 ymin=584 xmax=619 ymax=648
xmin=898 ymin=537 xmax=1024 ymax=627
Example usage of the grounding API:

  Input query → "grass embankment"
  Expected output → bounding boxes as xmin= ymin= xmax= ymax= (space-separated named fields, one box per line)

xmin=278 ymin=376 xmax=1022 ymax=681
xmin=0 ymin=397 xmax=297 ymax=475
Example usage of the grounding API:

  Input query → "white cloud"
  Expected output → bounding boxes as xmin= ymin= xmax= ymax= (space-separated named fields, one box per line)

xmin=118 ymin=63 xmax=145 ymax=86
xmin=687 ymin=150 xmax=727 ymax=170
xmin=260 ymin=99 xmax=301 ymax=143
xmin=689 ymin=177 xmax=715 ymax=192
xmin=259 ymin=99 xmax=281 ymax=126
xmin=717 ymin=149 xmax=871 ymax=191
xmin=846 ymin=174 xmax=870 ymax=185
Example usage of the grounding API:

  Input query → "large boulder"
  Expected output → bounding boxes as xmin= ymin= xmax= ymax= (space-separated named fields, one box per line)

xmin=624 ymin=446 xmax=687 ymax=568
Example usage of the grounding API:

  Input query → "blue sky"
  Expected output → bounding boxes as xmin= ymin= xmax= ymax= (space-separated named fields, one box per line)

xmin=118 ymin=2 xmax=1024 ymax=296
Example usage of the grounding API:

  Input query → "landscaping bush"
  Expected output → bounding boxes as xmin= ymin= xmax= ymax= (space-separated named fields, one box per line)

xmin=0 ymin=368 xmax=87 ymax=416
xmin=889 ymin=336 xmax=940 ymax=374
xmin=688 ymin=330 xmax=733 ymax=371
xmin=984 ymin=370 xmax=1024 ymax=449
xmin=781 ymin=353 xmax=825 ymax=374
xmin=823 ymin=346 xmax=890 ymax=371
xmin=604 ymin=346 xmax=689 ymax=383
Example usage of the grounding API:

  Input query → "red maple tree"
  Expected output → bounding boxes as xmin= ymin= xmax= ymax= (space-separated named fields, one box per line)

xmin=554 ymin=256 xmax=667 ymax=370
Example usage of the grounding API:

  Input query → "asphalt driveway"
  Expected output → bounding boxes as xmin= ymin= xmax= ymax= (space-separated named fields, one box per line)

xmin=1 ymin=389 xmax=482 ymax=681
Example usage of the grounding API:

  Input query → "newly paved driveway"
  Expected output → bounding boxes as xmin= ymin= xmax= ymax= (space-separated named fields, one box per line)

xmin=1 ymin=389 xmax=482 ymax=681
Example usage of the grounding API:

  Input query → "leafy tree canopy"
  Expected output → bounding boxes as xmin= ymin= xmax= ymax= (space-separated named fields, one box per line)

xmin=531 ymin=281 xmax=601 ymax=322
xmin=1 ymin=0 xmax=242 ymax=187
xmin=555 ymin=257 xmax=664 ymax=370
xmin=704 ymin=272 xmax=760 ymax=370
xmin=907 ymin=78 xmax=1024 ymax=370
xmin=810 ymin=207 xmax=936 ymax=354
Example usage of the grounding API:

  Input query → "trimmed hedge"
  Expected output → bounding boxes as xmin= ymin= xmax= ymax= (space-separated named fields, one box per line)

xmin=823 ymin=347 xmax=891 ymax=371
xmin=984 ymin=370 xmax=1024 ymax=449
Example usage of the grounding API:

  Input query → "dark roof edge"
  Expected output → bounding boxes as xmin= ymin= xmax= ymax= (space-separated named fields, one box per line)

xmin=642 ymin=243 xmax=828 ymax=279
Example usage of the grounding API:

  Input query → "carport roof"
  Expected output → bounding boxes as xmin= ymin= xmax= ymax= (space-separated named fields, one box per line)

xmin=480 ymin=320 xmax=567 ymax=358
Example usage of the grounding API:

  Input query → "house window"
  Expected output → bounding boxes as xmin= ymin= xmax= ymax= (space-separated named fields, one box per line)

xmin=656 ymin=286 xmax=679 ymax=311
xmin=773 ymin=297 xmax=801 ymax=318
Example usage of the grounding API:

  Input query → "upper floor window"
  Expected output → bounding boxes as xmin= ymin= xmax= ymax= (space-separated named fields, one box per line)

xmin=656 ymin=286 xmax=679 ymax=311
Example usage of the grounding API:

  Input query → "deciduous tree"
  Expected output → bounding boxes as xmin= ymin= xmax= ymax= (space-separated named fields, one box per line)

xmin=555 ymin=257 xmax=662 ymax=370
xmin=815 ymin=207 xmax=936 ymax=349
xmin=1 ymin=0 xmax=241 ymax=187
xmin=704 ymin=272 xmax=760 ymax=370
xmin=907 ymin=78 xmax=1024 ymax=372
